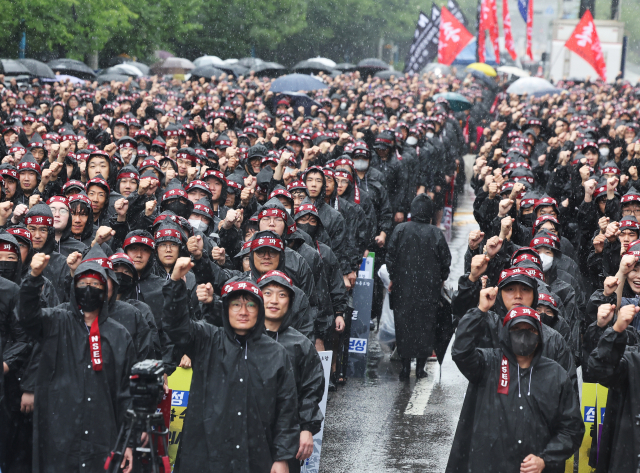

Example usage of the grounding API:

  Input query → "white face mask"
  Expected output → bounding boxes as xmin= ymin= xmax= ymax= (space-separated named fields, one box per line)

xmin=600 ymin=147 xmax=610 ymax=157
xmin=406 ymin=136 xmax=418 ymax=146
xmin=189 ymin=219 xmax=207 ymax=231
xmin=353 ymin=159 xmax=369 ymax=172
xmin=426 ymin=132 xmax=435 ymax=139
xmin=340 ymin=102 xmax=347 ymax=110
xmin=540 ymin=253 xmax=554 ymax=271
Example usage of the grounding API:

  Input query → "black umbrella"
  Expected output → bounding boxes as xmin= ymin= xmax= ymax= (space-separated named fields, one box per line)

xmin=0 ymin=59 xmax=31 ymax=76
xmin=357 ymin=58 xmax=390 ymax=70
xmin=252 ymin=62 xmax=287 ymax=78
xmin=293 ymin=60 xmax=334 ymax=74
xmin=18 ymin=59 xmax=56 ymax=79
xmin=215 ymin=64 xmax=248 ymax=78
xmin=334 ymin=63 xmax=357 ymax=72
xmin=374 ymin=70 xmax=404 ymax=80
xmin=190 ymin=65 xmax=225 ymax=80
xmin=47 ymin=58 xmax=96 ymax=80
xmin=434 ymin=287 xmax=455 ymax=370
xmin=270 ymin=92 xmax=322 ymax=117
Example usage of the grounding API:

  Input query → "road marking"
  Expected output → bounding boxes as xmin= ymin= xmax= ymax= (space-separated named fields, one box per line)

xmin=404 ymin=363 xmax=437 ymax=416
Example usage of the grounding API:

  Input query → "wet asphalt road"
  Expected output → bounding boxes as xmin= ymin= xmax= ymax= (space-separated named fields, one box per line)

xmin=319 ymin=178 xmax=479 ymax=473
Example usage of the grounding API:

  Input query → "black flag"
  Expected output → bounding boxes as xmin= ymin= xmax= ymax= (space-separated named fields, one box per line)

xmin=447 ymin=0 xmax=469 ymax=27
xmin=404 ymin=12 xmax=431 ymax=72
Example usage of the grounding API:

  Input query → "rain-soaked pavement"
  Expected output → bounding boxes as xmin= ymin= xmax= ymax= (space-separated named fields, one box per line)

xmin=319 ymin=171 xmax=478 ymax=473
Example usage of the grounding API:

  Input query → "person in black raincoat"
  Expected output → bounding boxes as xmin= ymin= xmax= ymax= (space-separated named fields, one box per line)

xmin=587 ymin=303 xmax=640 ymax=473
xmin=256 ymin=270 xmax=325 ymax=473
xmin=19 ymin=253 xmax=136 ymax=473
xmin=164 ymin=259 xmax=299 ymax=473
xmin=447 ymin=302 xmax=583 ymax=473
xmin=386 ymin=194 xmax=451 ymax=378
xmin=47 ymin=195 xmax=87 ymax=256
xmin=0 ymin=231 xmax=31 ymax=473
xmin=23 ymin=202 xmax=71 ymax=301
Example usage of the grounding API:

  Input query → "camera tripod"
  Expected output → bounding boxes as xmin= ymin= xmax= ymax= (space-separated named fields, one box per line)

xmin=105 ymin=409 xmax=171 ymax=473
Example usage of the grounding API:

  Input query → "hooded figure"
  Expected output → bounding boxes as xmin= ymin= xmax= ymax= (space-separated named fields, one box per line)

xmin=447 ymin=305 xmax=584 ymax=473
xmin=257 ymin=270 xmax=325 ymax=473
xmin=190 ymin=230 xmax=316 ymax=340
xmin=163 ymin=278 xmax=299 ymax=472
xmin=23 ymin=203 xmax=71 ymax=301
xmin=386 ymin=194 xmax=451 ymax=377
xmin=19 ymin=258 xmax=135 ymax=473
xmin=46 ymin=195 xmax=87 ymax=256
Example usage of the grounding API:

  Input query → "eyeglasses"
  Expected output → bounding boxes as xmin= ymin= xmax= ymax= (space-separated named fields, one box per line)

xmin=76 ymin=280 xmax=104 ymax=289
xmin=622 ymin=208 xmax=640 ymax=217
xmin=229 ymin=300 xmax=258 ymax=313
xmin=49 ymin=207 xmax=69 ymax=216
xmin=254 ymin=247 xmax=279 ymax=258
xmin=261 ymin=217 xmax=284 ymax=224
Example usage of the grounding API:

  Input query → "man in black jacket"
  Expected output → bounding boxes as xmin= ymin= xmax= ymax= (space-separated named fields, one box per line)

xmin=19 ymin=253 xmax=136 ymax=473
xmin=257 ymin=270 xmax=325 ymax=473
xmin=447 ymin=302 xmax=583 ymax=473
xmin=164 ymin=257 xmax=299 ymax=473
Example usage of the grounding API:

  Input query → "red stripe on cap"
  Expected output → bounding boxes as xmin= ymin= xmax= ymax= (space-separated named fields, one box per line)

xmin=46 ymin=196 xmax=69 ymax=207
xmin=222 ymin=281 xmax=263 ymax=298
xmin=257 ymin=270 xmax=293 ymax=286
xmin=498 ymin=266 xmax=545 ymax=284
xmin=84 ymin=258 xmax=114 ymax=270
xmin=250 ymin=236 xmax=284 ymax=252
xmin=538 ymin=292 xmax=557 ymax=307
xmin=155 ymin=229 xmax=183 ymax=241
xmin=502 ymin=305 xmax=541 ymax=326
xmin=7 ymin=227 xmax=31 ymax=241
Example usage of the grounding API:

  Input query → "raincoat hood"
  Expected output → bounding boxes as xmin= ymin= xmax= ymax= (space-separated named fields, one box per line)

xmin=409 ymin=193 xmax=434 ymax=223
xmin=220 ymin=280 xmax=266 ymax=343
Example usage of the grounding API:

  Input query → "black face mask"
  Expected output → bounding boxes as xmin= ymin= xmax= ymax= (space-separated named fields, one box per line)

xmin=76 ymin=286 xmax=104 ymax=312
xmin=520 ymin=212 xmax=534 ymax=227
xmin=164 ymin=200 xmax=191 ymax=219
xmin=510 ymin=329 xmax=539 ymax=356
xmin=116 ymin=272 xmax=135 ymax=295
xmin=297 ymin=222 xmax=318 ymax=239
xmin=540 ymin=312 xmax=555 ymax=327
xmin=0 ymin=261 xmax=17 ymax=281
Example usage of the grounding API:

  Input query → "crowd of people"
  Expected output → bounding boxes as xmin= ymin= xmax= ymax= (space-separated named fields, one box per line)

xmin=0 ymin=67 xmax=465 ymax=473
xmin=2 ymin=62 xmax=640 ymax=473
xmin=448 ymin=74 xmax=640 ymax=473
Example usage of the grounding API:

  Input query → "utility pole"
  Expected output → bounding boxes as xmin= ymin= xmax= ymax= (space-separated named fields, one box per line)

xmin=18 ymin=19 xmax=25 ymax=59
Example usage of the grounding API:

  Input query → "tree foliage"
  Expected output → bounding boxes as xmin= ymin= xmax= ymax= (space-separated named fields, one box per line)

xmin=0 ymin=0 xmax=455 ymax=66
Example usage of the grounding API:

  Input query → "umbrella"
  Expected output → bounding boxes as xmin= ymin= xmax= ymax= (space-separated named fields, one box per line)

xmin=271 ymin=92 xmax=322 ymax=117
xmin=154 ymin=50 xmax=174 ymax=60
xmin=251 ymin=62 xmax=287 ymax=77
xmin=122 ymin=61 xmax=150 ymax=76
xmin=96 ymin=73 xmax=132 ymax=83
xmin=507 ymin=77 xmax=560 ymax=95
xmin=190 ymin=65 xmax=225 ymax=80
xmin=421 ymin=63 xmax=451 ymax=76
xmin=47 ymin=58 xmax=96 ymax=80
xmin=42 ymin=74 xmax=86 ymax=84
xmin=107 ymin=64 xmax=142 ymax=77
xmin=334 ymin=63 xmax=357 ymax=72
xmin=17 ymin=59 xmax=55 ymax=79
xmin=193 ymin=55 xmax=223 ymax=67
xmin=357 ymin=58 xmax=390 ymax=78
xmin=293 ymin=60 xmax=334 ymax=74
xmin=307 ymin=57 xmax=336 ymax=68
xmin=151 ymin=57 xmax=195 ymax=74
xmin=0 ymin=59 xmax=31 ymax=76
xmin=221 ymin=58 xmax=239 ymax=65
xmin=357 ymin=58 xmax=390 ymax=70
xmin=434 ymin=287 xmax=455 ymax=367
xmin=214 ymin=64 xmax=248 ymax=78
xmin=468 ymin=69 xmax=498 ymax=90
xmin=237 ymin=57 xmax=263 ymax=68
xmin=497 ymin=66 xmax=530 ymax=78
xmin=433 ymin=92 xmax=472 ymax=111
xmin=270 ymin=74 xmax=328 ymax=92
xmin=467 ymin=62 xmax=497 ymax=77
xmin=374 ymin=70 xmax=404 ymax=80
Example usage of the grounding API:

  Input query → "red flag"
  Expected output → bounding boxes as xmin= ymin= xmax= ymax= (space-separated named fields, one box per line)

xmin=478 ymin=0 xmax=490 ymax=63
xmin=503 ymin=0 xmax=517 ymax=60
xmin=526 ymin=0 xmax=534 ymax=59
xmin=438 ymin=7 xmax=474 ymax=65
xmin=565 ymin=10 xmax=607 ymax=81
xmin=488 ymin=0 xmax=500 ymax=65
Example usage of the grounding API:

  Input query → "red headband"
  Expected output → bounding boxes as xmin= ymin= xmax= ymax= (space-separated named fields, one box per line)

xmin=7 ymin=227 xmax=31 ymax=241
xmin=257 ymin=270 xmax=293 ymax=287
xmin=155 ymin=228 xmax=183 ymax=241
xmin=222 ymin=280 xmax=263 ymax=298
xmin=193 ymin=203 xmax=213 ymax=218
xmin=538 ymin=293 xmax=557 ymax=308
xmin=502 ymin=305 xmax=541 ymax=326
xmin=124 ymin=235 xmax=155 ymax=249
xmin=251 ymin=236 xmax=284 ymax=252
xmin=258 ymin=208 xmax=287 ymax=221
xmin=47 ymin=196 xmax=69 ymax=207
xmin=76 ymin=272 xmax=107 ymax=285
xmin=0 ymin=242 xmax=18 ymax=254
xmin=25 ymin=215 xmax=53 ymax=226
xmin=84 ymin=257 xmax=114 ymax=270
xmin=117 ymin=172 xmax=139 ymax=181
xmin=498 ymin=266 xmax=544 ymax=284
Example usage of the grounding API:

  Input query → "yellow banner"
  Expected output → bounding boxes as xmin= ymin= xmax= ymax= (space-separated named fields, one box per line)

xmin=167 ymin=368 xmax=194 ymax=464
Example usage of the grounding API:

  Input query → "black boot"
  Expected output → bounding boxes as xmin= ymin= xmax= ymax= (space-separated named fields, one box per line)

xmin=416 ymin=358 xmax=428 ymax=379
xmin=399 ymin=358 xmax=411 ymax=380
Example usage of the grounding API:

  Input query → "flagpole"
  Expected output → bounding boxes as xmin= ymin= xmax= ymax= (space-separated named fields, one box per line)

xmin=476 ymin=0 xmax=481 ymax=62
